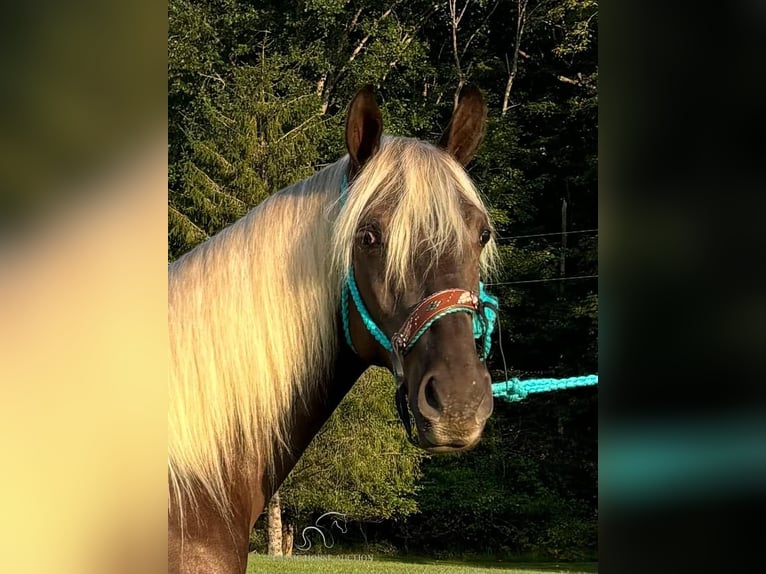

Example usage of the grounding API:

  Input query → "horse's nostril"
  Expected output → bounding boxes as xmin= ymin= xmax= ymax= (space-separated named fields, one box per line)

xmin=418 ymin=376 xmax=443 ymax=422
xmin=424 ymin=378 xmax=440 ymax=412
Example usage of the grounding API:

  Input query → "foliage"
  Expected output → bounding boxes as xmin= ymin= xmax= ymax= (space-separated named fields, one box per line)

xmin=249 ymin=526 xmax=268 ymax=554
xmin=394 ymin=395 xmax=597 ymax=559
xmin=280 ymin=368 xmax=426 ymax=523
xmin=169 ymin=65 xmax=324 ymax=259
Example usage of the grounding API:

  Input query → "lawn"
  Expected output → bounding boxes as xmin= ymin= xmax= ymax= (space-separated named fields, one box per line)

xmin=247 ymin=555 xmax=598 ymax=574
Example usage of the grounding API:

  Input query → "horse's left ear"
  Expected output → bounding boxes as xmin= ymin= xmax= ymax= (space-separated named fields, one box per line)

xmin=437 ymin=85 xmax=487 ymax=166
xmin=346 ymin=85 xmax=383 ymax=175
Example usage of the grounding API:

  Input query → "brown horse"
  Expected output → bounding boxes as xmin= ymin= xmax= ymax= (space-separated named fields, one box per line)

xmin=168 ymin=85 xmax=498 ymax=573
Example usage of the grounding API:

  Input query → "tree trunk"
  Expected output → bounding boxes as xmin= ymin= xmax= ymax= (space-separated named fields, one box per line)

xmin=282 ymin=523 xmax=294 ymax=556
xmin=502 ymin=0 xmax=528 ymax=115
xmin=448 ymin=0 xmax=466 ymax=109
xmin=266 ymin=491 xmax=283 ymax=556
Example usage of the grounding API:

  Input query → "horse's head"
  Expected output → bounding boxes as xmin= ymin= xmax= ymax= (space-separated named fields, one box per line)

xmin=335 ymin=86 xmax=497 ymax=453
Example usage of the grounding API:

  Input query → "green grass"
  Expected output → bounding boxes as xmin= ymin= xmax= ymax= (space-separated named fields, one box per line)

xmin=247 ymin=554 xmax=597 ymax=573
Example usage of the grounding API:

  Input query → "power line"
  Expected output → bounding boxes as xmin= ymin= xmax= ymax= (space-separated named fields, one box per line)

xmin=495 ymin=228 xmax=598 ymax=242
xmin=486 ymin=274 xmax=598 ymax=286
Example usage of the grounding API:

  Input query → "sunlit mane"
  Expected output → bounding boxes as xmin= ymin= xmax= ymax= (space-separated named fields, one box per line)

xmin=168 ymin=135 xmax=496 ymax=523
xmin=168 ymin=159 xmax=348 ymax=521
xmin=332 ymin=136 xmax=498 ymax=292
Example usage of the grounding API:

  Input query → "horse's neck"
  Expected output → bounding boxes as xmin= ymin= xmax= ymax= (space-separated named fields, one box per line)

xmin=249 ymin=330 xmax=367 ymax=523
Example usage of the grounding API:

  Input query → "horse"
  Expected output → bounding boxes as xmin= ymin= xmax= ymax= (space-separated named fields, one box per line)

xmin=168 ymin=85 xmax=499 ymax=573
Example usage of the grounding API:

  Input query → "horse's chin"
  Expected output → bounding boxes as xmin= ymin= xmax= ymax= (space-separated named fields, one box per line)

xmin=422 ymin=443 xmax=476 ymax=454
xmin=417 ymin=433 xmax=482 ymax=454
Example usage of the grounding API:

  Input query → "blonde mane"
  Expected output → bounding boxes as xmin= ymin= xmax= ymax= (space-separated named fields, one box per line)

xmin=332 ymin=137 xmax=498 ymax=291
xmin=168 ymin=136 xmax=497 ymax=521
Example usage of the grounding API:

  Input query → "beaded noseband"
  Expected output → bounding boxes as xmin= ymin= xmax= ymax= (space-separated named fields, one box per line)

xmin=341 ymin=269 xmax=498 ymax=378
xmin=338 ymin=174 xmax=499 ymax=444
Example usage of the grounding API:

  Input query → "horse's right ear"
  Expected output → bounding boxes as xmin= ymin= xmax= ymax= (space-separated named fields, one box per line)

xmin=346 ymin=85 xmax=383 ymax=175
xmin=437 ymin=84 xmax=487 ymax=166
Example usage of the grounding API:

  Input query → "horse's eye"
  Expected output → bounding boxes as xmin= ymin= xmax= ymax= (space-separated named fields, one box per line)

xmin=480 ymin=229 xmax=492 ymax=245
xmin=359 ymin=228 xmax=379 ymax=246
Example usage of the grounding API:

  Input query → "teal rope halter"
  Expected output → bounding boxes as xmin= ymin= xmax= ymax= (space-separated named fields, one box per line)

xmin=341 ymin=269 xmax=498 ymax=360
xmin=341 ymin=270 xmax=392 ymax=354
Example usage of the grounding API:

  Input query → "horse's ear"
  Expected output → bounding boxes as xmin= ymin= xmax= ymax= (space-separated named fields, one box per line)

xmin=437 ymin=85 xmax=487 ymax=166
xmin=346 ymin=85 xmax=383 ymax=174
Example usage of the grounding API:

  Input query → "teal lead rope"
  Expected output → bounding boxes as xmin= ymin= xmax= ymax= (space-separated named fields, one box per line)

xmin=492 ymin=374 xmax=598 ymax=402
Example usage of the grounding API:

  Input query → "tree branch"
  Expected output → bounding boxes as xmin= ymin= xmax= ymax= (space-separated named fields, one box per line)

xmin=168 ymin=205 xmax=209 ymax=240
xmin=320 ymin=4 xmax=400 ymax=111
xmin=558 ymin=75 xmax=580 ymax=86
xmin=198 ymin=72 xmax=226 ymax=89
xmin=189 ymin=163 xmax=247 ymax=208
xmin=461 ymin=0 xmax=501 ymax=60
xmin=348 ymin=7 xmax=363 ymax=31
xmin=276 ymin=114 xmax=320 ymax=143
